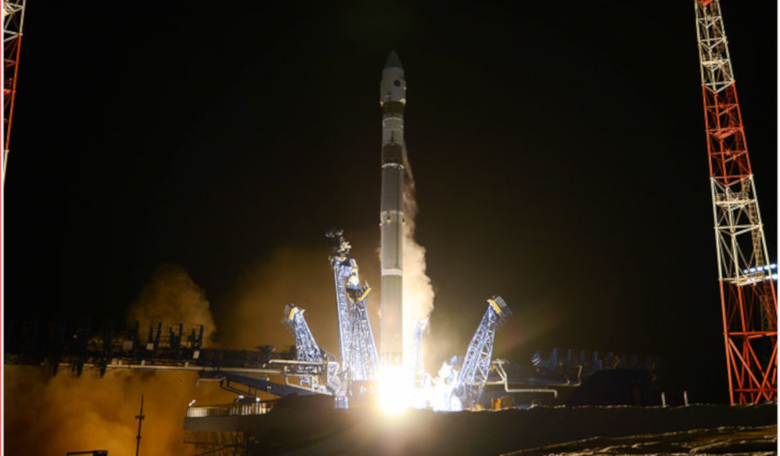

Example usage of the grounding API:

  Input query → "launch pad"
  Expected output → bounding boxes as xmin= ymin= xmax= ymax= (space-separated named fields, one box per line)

xmin=5 ymin=0 xmax=777 ymax=449
xmin=4 ymin=51 xmax=668 ymax=415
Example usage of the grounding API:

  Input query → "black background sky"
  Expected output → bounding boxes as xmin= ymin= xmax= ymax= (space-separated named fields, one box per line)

xmin=5 ymin=1 xmax=777 ymax=403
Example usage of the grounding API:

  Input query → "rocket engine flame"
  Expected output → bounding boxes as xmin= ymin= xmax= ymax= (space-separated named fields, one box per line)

xmin=377 ymin=365 xmax=414 ymax=415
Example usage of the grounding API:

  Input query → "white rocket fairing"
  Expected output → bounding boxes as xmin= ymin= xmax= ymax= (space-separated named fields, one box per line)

xmin=379 ymin=51 xmax=406 ymax=365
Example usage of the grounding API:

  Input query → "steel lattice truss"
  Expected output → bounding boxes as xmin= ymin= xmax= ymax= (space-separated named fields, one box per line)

xmin=411 ymin=318 xmax=428 ymax=386
xmin=695 ymin=0 xmax=777 ymax=404
xmin=327 ymin=230 xmax=379 ymax=382
xmin=456 ymin=296 xmax=511 ymax=408
xmin=282 ymin=304 xmax=325 ymax=389
xmin=3 ymin=0 xmax=25 ymax=183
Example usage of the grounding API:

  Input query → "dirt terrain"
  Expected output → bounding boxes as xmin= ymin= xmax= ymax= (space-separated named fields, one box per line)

xmin=220 ymin=403 xmax=778 ymax=455
xmin=503 ymin=424 xmax=777 ymax=455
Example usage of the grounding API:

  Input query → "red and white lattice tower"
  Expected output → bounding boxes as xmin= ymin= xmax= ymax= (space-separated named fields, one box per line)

xmin=3 ymin=0 xmax=26 ymax=185
xmin=695 ymin=0 xmax=777 ymax=404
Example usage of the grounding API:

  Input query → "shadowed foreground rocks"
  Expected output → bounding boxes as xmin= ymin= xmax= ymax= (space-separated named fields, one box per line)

xmin=185 ymin=403 xmax=777 ymax=455
xmin=502 ymin=424 xmax=777 ymax=455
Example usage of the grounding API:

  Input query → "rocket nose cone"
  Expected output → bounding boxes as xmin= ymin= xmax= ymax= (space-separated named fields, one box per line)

xmin=384 ymin=50 xmax=403 ymax=70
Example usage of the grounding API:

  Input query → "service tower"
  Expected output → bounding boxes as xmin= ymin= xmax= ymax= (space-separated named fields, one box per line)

xmin=379 ymin=51 xmax=406 ymax=366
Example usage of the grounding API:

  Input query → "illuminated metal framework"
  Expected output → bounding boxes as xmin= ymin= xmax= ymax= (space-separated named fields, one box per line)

xmin=456 ymin=296 xmax=511 ymax=408
xmin=695 ymin=0 xmax=777 ymax=403
xmin=327 ymin=230 xmax=380 ymax=382
xmin=411 ymin=318 xmax=428 ymax=387
xmin=4 ymin=317 xmax=299 ymax=378
xmin=3 ymin=0 xmax=26 ymax=184
xmin=282 ymin=304 xmax=328 ymax=390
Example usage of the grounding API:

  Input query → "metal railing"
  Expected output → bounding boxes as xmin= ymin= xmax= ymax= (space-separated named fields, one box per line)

xmin=186 ymin=401 xmax=274 ymax=418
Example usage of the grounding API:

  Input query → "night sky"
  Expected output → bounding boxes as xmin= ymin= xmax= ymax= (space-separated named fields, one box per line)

xmin=5 ymin=1 xmax=777 ymax=403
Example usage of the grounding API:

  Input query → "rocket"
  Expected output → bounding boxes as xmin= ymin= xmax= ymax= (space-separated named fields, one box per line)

xmin=379 ymin=51 xmax=406 ymax=366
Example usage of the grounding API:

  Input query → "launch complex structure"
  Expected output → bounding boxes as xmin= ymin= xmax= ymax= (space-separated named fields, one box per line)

xmin=2 ymin=3 xmax=777 ymax=454
xmin=6 ymin=0 xmax=777 ymax=408
xmin=271 ymin=50 xmax=517 ymax=411
xmin=5 ymin=49 xmax=520 ymax=413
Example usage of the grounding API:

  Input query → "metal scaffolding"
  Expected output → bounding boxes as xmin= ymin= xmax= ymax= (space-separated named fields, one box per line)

xmin=3 ymin=0 xmax=26 ymax=184
xmin=456 ymin=296 xmax=511 ymax=409
xmin=327 ymin=230 xmax=379 ymax=382
xmin=695 ymin=0 xmax=777 ymax=403
xmin=282 ymin=304 xmax=332 ymax=391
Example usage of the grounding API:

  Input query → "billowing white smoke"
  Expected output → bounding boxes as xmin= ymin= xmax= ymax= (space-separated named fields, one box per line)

xmin=401 ymin=155 xmax=435 ymax=366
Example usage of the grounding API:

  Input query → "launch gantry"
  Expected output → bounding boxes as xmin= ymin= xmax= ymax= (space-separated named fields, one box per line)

xmin=455 ymin=296 xmax=512 ymax=409
xmin=282 ymin=304 xmax=336 ymax=392
xmin=411 ymin=319 xmax=429 ymax=387
xmin=327 ymin=230 xmax=380 ymax=383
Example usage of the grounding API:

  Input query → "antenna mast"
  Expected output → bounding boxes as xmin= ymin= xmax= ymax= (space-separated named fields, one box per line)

xmin=134 ymin=395 xmax=145 ymax=456
xmin=694 ymin=0 xmax=777 ymax=404
xmin=3 ymin=0 xmax=26 ymax=184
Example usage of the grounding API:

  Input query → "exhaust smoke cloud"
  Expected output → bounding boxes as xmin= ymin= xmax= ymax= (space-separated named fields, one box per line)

xmin=6 ymin=264 xmax=231 ymax=455
xmin=214 ymin=245 xmax=355 ymax=353
xmin=127 ymin=264 xmax=217 ymax=346
xmin=4 ymin=367 xmax=233 ymax=456
xmin=8 ymin=167 xmax=430 ymax=452
xmin=401 ymin=156 xmax=435 ymax=364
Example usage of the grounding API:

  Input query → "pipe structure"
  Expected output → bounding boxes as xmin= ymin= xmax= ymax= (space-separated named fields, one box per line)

xmin=491 ymin=360 xmax=558 ymax=398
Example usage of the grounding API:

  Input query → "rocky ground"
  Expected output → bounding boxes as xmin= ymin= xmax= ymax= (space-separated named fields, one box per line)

xmin=502 ymin=424 xmax=777 ymax=455
xmin=220 ymin=403 xmax=778 ymax=455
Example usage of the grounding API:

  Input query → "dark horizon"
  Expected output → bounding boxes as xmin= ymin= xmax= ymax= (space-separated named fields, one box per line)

xmin=5 ymin=1 xmax=777 ymax=405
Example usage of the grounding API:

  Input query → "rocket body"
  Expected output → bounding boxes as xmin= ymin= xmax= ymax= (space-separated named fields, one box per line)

xmin=379 ymin=51 xmax=406 ymax=366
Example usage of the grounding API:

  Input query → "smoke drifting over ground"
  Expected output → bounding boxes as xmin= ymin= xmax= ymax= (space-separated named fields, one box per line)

xmin=5 ymin=264 xmax=230 ymax=455
xmin=4 ymin=264 xmax=227 ymax=456
xmin=216 ymin=246 xmax=337 ymax=352
xmin=6 ymin=248 xmax=384 ymax=455
xmin=401 ymin=154 xmax=436 ymax=360
xmin=127 ymin=264 xmax=218 ymax=346
xmin=215 ymin=241 xmax=381 ymax=354
xmin=4 ymin=366 xmax=233 ymax=456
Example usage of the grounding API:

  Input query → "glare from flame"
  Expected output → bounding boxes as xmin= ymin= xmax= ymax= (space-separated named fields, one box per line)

xmin=431 ymin=361 xmax=462 ymax=411
xmin=377 ymin=365 xmax=414 ymax=415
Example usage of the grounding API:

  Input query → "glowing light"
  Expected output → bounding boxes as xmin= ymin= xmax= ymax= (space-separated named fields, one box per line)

xmin=377 ymin=366 xmax=414 ymax=415
xmin=430 ymin=361 xmax=462 ymax=411
xmin=743 ymin=263 xmax=777 ymax=275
